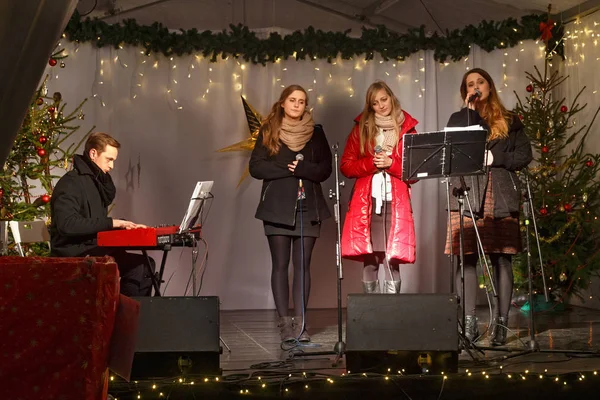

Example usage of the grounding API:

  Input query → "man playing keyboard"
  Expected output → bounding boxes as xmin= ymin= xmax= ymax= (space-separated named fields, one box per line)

xmin=50 ymin=132 xmax=155 ymax=297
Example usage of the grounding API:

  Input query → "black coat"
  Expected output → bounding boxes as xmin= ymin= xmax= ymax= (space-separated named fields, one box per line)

xmin=249 ymin=125 xmax=332 ymax=226
xmin=50 ymin=155 xmax=114 ymax=256
xmin=447 ymin=108 xmax=533 ymax=218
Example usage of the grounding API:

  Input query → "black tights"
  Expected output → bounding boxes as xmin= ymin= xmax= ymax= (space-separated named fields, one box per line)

xmin=267 ymin=235 xmax=317 ymax=318
xmin=456 ymin=253 xmax=513 ymax=317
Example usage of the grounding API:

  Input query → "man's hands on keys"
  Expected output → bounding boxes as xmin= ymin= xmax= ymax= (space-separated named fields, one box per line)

xmin=113 ymin=219 xmax=148 ymax=230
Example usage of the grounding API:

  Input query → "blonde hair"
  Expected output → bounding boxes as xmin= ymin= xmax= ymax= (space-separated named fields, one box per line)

xmin=358 ymin=81 xmax=402 ymax=156
xmin=260 ymin=85 xmax=308 ymax=155
xmin=460 ymin=68 xmax=511 ymax=140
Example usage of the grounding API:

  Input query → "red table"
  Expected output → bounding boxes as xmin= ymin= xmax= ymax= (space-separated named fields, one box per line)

xmin=0 ymin=256 xmax=121 ymax=400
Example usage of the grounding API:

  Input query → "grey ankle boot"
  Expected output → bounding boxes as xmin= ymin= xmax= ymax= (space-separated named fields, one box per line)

xmin=278 ymin=316 xmax=295 ymax=343
xmin=464 ymin=315 xmax=480 ymax=342
xmin=383 ymin=280 xmax=401 ymax=294
xmin=362 ymin=280 xmax=380 ymax=293
xmin=293 ymin=316 xmax=310 ymax=342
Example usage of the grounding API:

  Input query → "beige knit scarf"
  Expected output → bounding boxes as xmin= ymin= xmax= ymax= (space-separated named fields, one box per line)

xmin=280 ymin=112 xmax=315 ymax=152
xmin=374 ymin=110 xmax=405 ymax=152
xmin=374 ymin=110 xmax=405 ymax=130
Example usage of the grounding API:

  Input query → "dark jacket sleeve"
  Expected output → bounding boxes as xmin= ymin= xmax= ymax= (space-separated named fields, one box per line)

xmin=293 ymin=127 xmax=332 ymax=183
xmin=489 ymin=117 xmax=533 ymax=171
xmin=446 ymin=108 xmax=485 ymax=128
xmin=52 ymin=175 xmax=113 ymax=236
xmin=249 ymin=130 xmax=294 ymax=180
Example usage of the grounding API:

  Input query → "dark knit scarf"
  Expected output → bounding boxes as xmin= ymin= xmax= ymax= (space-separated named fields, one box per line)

xmin=77 ymin=154 xmax=116 ymax=208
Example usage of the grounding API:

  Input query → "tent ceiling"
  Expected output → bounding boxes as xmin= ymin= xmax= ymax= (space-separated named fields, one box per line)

xmin=77 ymin=0 xmax=599 ymax=34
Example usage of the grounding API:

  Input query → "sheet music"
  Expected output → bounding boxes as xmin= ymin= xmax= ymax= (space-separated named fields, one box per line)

xmin=179 ymin=181 xmax=214 ymax=233
xmin=443 ymin=125 xmax=485 ymax=132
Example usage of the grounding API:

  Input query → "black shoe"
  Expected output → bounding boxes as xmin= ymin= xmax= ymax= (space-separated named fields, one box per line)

xmin=465 ymin=315 xmax=480 ymax=342
xmin=490 ymin=316 xmax=508 ymax=346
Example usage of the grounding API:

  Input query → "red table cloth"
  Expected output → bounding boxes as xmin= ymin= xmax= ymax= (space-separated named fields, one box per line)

xmin=0 ymin=256 xmax=120 ymax=400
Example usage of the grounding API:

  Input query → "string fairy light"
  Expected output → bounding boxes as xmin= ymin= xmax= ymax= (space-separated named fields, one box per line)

xmin=92 ymin=50 xmax=106 ymax=107
xmin=166 ymin=56 xmax=183 ymax=110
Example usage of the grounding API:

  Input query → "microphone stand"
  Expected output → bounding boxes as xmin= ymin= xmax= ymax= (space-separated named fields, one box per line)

xmin=288 ymin=143 xmax=346 ymax=365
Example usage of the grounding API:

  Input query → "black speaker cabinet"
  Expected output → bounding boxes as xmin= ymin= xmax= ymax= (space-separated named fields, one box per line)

xmin=131 ymin=296 xmax=221 ymax=378
xmin=346 ymin=294 xmax=458 ymax=375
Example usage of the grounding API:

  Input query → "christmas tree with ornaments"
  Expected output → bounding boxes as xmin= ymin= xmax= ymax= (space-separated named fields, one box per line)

xmin=512 ymin=61 xmax=600 ymax=303
xmin=0 ymin=51 xmax=91 ymax=255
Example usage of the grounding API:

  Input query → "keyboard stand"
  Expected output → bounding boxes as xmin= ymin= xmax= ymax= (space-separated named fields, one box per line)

xmin=142 ymin=249 xmax=165 ymax=296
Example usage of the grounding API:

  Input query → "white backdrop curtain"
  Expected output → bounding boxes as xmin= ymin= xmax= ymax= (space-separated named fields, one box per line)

xmin=42 ymin=36 xmax=549 ymax=310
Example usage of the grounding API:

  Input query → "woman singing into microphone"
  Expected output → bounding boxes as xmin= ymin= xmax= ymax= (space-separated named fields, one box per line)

xmin=445 ymin=68 xmax=532 ymax=345
xmin=249 ymin=85 xmax=332 ymax=344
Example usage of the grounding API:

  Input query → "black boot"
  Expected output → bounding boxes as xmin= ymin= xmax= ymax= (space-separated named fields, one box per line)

xmin=464 ymin=315 xmax=480 ymax=342
xmin=490 ymin=316 xmax=508 ymax=346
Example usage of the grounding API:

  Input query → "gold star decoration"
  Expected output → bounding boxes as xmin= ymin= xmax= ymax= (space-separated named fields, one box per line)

xmin=217 ymin=96 xmax=263 ymax=187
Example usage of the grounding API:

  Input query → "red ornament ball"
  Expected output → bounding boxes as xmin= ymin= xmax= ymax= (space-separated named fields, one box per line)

xmin=48 ymin=106 xmax=55 ymax=113
xmin=564 ymin=203 xmax=573 ymax=212
xmin=518 ymin=114 xmax=524 ymax=121
xmin=36 ymin=98 xmax=44 ymax=106
xmin=41 ymin=194 xmax=51 ymax=204
xmin=0 ymin=188 xmax=3 ymax=198
xmin=49 ymin=58 xmax=57 ymax=67
xmin=526 ymin=84 xmax=533 ymax=92
xmin=586 ymin=160 xmax=594 ymax=167
xmin=37 ymin=148 xmax=46 ymax=157
xmin=541 ymin=145 xmax=549 ymax=153
xmin=560 ymin=105 xmax=568 ymax=113
xmin=539 ymin=207 xmax=548 ymax=216
xmin=39 ymin=136 xmax=48 ymax=144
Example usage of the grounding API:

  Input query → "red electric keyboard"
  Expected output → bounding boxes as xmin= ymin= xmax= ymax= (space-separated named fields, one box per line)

xmin=97 ymin=225 xmax=188 ymax=248
xmin=97 ymin=226 xmax=202 ymax=296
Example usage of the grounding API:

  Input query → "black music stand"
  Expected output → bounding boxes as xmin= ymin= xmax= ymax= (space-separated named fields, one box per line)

xmin=402 ymin=129 xmax=489 ymax=351
xmin=402 ymin=129 xmax=487 ymax=181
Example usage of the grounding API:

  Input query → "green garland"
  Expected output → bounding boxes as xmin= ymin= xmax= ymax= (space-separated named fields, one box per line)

xmin=64 ymin=10 xmax=563 ymax=64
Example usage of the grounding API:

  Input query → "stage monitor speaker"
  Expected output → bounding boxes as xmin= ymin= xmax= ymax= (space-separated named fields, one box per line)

xmin=131 ymin=296 xmax=221 ymax=379
xmin=346 ymin=293 xmax=458 ymax=375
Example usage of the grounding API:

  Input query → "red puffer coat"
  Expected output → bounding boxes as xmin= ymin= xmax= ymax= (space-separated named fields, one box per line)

xmin=340 ymin=111 xmax=418 ymax=264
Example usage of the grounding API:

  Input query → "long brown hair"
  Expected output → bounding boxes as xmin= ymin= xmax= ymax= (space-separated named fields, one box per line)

xmin=260 ymin=85 xmax=308 ymax=155
xmin=460 ymin=68 xmax=511 ymax=140
xmin=358 ymin=81 xmax=402 ymax=156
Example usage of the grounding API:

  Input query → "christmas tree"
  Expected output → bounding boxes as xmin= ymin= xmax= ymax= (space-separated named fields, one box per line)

xmin=513 ymin=62 xmax=600 ymax=301
xmin=0 ymin=53 xmax=91 ymax=255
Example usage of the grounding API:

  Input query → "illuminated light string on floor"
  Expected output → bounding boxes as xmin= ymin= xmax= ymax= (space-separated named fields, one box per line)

xmin=105 ymin=368 xmax=600 ymax=398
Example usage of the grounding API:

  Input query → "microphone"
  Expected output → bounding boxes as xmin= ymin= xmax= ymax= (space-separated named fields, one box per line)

xmin=374 ymin=145 xmax=383 ymax=154
xmin=295 ymin=153 xmax=304 ymax=188
xmin=467 ymin=88 xmax=481 ymax=103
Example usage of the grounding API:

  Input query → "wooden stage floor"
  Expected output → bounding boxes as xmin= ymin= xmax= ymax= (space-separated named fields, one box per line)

xmin=108 ymin=305 xmax=600 ymax=399
xmin=219 ymin=305 xmax=600 ymax=375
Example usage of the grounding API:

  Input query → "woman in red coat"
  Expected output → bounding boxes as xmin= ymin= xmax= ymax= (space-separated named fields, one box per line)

xmin=340 ymin=80 xmax=418 ymax=294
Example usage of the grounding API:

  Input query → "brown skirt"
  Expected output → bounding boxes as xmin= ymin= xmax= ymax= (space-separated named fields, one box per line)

xmin=445 ymin=175 xmax=521 ymax=255
xmin=371 ymin=198 xmax=392 ymax=252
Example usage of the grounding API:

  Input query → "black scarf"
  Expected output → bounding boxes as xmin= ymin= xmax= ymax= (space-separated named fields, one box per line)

xmin=76 ymin=154 xmax=116 ymax=208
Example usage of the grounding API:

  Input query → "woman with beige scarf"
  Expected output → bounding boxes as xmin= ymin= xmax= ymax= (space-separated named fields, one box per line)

xmin=249 ymin=85 xmax=332 ymax=344
xmin=340 ymin=80 xmax=419 ymax=294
